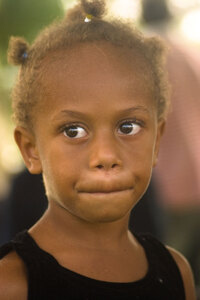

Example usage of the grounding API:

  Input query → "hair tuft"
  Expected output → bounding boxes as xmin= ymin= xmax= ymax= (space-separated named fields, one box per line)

xmin=7 ymin=37 xmax=30 ymax=66
xmin=66 ymin=0 xmax=106 ymax=22
xmin=81 ymin=0 xmax=106 ymax=18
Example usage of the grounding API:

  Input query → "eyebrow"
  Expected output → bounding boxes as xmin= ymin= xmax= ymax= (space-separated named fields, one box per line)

xmin=52 ymin=110 xmax=87 ymax=121
xmin=52 ymin=106 xmax=150 ymax=121
xmin=120 ymin=106 xmax=150 ymax=115
xmin=61 ymin=110 xmax=86 ymax=117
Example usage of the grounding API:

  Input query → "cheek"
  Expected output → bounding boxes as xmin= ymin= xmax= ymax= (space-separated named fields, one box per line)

xmin=126 ymin=136 xmax=155 ymax=189
xmin=126 ymin=134 xmax=156 ymax=169
xmin=41 ymin=144 xmax=86 ymax=196
xmin=42 ymin=141 xmax=84 ymax=172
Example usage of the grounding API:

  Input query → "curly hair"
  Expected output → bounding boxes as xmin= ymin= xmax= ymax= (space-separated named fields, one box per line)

xmin=8 ymin=0 xmax=170 ymax=129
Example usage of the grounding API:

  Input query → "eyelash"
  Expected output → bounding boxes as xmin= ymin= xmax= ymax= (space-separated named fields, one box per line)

xmin=117 ymin=119 xmax=144 ymax=135
xmin=62 ymin=123 xmax=88 ymax=139
xmin=61 ymin=119 xmax=144 ymax=139
xmin=118 ymin=118 xmax=144 ymax=127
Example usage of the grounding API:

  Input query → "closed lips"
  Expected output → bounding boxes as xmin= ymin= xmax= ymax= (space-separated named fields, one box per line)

xmin=77 ymin=186 xmax=133 ymax=194
xmin=75 ymin=177 xmax=134 ymax=194
xmin=82 ymin=189 xmax=132 ymax=194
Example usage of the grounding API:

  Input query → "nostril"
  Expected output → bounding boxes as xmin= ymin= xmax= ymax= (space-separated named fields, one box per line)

xmin=96 ymin=163 xmax=118 ymax=170
xmin=112 ymin=164 xmax=118 ymax=168
xmin=97 ymin=165 xmax=103 ymax=169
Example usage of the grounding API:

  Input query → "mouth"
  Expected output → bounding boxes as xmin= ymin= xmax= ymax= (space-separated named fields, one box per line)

xmin=76 ymin=177 xmax=134 ymax=196
xmin=78 ymin=188 xmax=133 ymax=199
xmin=78 ymin=187 xmax=133 ymax=195
xmin=77 ymin=188 xmax=134 ymax=203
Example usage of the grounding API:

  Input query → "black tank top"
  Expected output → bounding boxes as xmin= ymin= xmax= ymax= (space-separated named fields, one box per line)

xmin=0 ymin=231 xmax=185 ymax=300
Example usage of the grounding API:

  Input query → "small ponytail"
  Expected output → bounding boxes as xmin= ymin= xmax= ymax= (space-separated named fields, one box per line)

xmin=66 ymin=0 xmax=106 ymax=23
xmin=7 ymin=36 xmax=30 ymax=66
xmin=81 ymin=0 xmax=106 ymax=18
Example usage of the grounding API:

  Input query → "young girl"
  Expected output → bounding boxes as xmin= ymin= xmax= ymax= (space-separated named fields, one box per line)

xmin=0 ymin=0 xmax=196 ymax=299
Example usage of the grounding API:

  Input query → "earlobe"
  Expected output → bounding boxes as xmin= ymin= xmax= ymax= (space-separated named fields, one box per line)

xmin=14 ymin=126 xmax=42 ymax=174
xmin=153 ymin=119 xmax=165 ymax=167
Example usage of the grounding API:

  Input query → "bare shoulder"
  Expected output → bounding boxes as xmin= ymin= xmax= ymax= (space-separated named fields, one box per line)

xmin=167 ymin=246 xmax=196 ymax=300
xmin=0 ymin=251 xmax=28 ymax=300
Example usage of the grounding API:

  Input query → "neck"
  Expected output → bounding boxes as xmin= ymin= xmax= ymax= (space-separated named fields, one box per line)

xmin=30 ymin=200 xmax=132 ymax=251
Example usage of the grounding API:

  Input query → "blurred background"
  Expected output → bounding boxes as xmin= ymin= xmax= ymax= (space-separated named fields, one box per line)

xmin=0 ymin=0 xmax=200 ymax=296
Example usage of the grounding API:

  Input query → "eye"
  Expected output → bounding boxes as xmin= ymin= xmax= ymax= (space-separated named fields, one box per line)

xmin=63 ymin=125 xmax=87 ymax=139
xmin=118 ymin=121 xmax=141 ymax=136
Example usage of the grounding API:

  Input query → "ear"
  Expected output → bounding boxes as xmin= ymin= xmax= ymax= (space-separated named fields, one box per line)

xmin=14 ymin=126 xmax=42 ymax=174
xmin=153 ymin=119 xmax=165 ymax=167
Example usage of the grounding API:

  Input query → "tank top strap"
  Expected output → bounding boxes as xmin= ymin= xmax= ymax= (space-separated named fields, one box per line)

xmin=0 ymin=231 xmax=34 ymax=259
xmin=0 ymin=241 xmax=14 ymax=258
xmin=136 ymin=233 xmax=185 ymax=300
xmin=0 ymin=230 xmax=53 ymax=299
xmin=9 ymin=230 xmax=56 ymax=272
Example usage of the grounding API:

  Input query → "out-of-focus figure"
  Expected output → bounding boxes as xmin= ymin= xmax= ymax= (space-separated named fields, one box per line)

xmin=141 ymin=0 xmax=200 ymax=293
xmin=0 ymin=169 xmax=48 ymax=245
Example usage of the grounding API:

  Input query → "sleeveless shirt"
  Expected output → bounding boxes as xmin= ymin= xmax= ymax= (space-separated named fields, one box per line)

xmin=0 ymin=231 xmax=185 ymax=300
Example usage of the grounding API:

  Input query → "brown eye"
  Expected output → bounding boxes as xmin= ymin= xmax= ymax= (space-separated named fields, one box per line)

xmin=118 ymin=122 xmax=141 ymax=135
xmin=63 ymin=125 xmax=87 ymax=139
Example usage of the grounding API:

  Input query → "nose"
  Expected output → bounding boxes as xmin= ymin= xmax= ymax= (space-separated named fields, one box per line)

xmin=89 ymin=134 xmax=122 ymax=171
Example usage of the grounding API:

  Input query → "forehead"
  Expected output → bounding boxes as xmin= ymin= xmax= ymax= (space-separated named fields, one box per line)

xmin=39 ymin=42 xmax=154 ymax=104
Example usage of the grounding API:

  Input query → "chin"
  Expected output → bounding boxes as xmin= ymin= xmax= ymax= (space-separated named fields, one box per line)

xmin=78 ymin=204 xmax=132 ymax=224
xmin=76 ymin=189 xmax=137 ymax=222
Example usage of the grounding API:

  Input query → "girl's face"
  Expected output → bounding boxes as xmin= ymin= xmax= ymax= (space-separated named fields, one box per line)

xmin=17 ymin=43 xmax=164 ymax=224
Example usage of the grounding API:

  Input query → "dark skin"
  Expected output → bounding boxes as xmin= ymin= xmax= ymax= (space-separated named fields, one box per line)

xmin=0 ymin=43 xmax=196 ymax=299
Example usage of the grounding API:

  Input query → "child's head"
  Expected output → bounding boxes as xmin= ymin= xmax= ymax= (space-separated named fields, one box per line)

xmin=8 ymin=0 xmax=169 ymax=130
xmin=8 ymin=0 xmax=169 ymax=223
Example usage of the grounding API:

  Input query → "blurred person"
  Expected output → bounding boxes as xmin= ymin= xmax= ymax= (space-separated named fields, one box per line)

xmin=0 ymin=169 xmax=48 ymax=245
xmin=141 ymin=0 xmax=200 ymax=292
